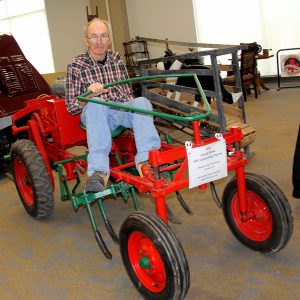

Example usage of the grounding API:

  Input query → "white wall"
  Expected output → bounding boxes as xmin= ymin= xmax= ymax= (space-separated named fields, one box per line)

xmin=90 ymin=0 xmax=130 ymax=56
xmin=45 ymin=0 xmax=90 ymax=72
xmin=193 ymin=0 xmax=300 ymax=76
xmin=125 ymin=0 xmax=197 ymax=59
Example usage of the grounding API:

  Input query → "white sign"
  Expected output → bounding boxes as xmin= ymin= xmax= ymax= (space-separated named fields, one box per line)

xmin=280 ymin=53 xmax=300 ymax=77
xmin=185 ymin=137 xmax=227 ymax=189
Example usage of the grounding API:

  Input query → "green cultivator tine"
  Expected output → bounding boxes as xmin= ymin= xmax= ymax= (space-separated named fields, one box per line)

xmin=70 ymin=182 xmax=136 ymax=259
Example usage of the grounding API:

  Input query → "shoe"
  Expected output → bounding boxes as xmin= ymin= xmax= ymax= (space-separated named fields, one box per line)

xmin=136 ymin=160 xmax=151 ymax=177
xmin=85 ymin=171 xmax=109 ymax=193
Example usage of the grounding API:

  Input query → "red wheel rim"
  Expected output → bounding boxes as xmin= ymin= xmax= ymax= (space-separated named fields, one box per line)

xmin=128 ymin=231 xmax=166 ymax=293
xmin=231 ymin=191 xmax=273 ymax=241
xmin=13 ymin=157 xmax=34 ymax=207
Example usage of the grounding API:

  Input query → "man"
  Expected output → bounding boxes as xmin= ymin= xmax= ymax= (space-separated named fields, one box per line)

xmin=66 ymin=18 xmax=160 ymax=192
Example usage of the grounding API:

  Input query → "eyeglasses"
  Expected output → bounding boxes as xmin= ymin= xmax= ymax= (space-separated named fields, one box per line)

xmin=87 ymin=33 xmax=110 ymax=42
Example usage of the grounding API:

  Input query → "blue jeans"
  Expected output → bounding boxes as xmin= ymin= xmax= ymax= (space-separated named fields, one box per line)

xmin=81 ymin=97 xmax=161 ymax=176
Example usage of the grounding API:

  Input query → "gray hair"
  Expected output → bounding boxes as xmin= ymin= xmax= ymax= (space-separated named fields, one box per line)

xmin=83 ymin=18 xmax=111 ymax=37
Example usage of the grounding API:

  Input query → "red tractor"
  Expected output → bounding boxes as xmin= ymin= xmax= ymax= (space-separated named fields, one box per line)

xmin=10 ymin=74 xmax=293 ymax=300
xmin=0 ymin=34 xmax=52 ymax=170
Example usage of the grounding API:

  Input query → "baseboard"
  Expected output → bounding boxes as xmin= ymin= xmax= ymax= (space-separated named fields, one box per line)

xmin=262 ymin=75 xmax=300 ymax=84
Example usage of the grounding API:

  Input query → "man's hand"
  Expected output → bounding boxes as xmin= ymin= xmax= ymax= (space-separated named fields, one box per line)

xmin=87 ymin=82 xmax=109 ymax=96
xmin=79 ymin=82 xmax=109 ymax=106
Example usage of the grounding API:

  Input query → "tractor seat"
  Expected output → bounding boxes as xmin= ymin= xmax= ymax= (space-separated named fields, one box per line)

xmin=80 ymin=122 xmax=126 ymax=138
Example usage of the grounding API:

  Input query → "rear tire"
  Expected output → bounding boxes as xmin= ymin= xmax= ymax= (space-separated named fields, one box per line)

xmin=222 ymin=172 xmax=293 ymax=253
xmin=11 ymin=139 xmax=54 ymax=219
xmin=119 ymin=211 xmax=189 ymax=300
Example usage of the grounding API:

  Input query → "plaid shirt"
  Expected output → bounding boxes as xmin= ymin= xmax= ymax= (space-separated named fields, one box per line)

xmin=66 ymin=50 xmax=133 ymax=115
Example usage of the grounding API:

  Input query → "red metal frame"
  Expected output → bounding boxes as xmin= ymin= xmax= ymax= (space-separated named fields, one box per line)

xmin=12 ymin=97 xmax=87 ymax=185
xmin=110 ymin=126 xmax=247 ymax=222
xmin=11 ymin=97 xmax=249 ymax=223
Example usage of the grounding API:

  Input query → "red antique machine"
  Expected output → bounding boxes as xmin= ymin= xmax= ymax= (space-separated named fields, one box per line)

xmin=10 ymin=74 xmax=293 ymax=300
xmin=0 ymin=34 xmax=52 ymax=169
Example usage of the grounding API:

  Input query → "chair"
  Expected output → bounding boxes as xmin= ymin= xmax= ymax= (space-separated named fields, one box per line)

xmin=223 ymin=43 xmax=258 ymax=101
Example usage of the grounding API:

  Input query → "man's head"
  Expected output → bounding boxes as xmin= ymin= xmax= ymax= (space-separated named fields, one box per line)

xmin=84 ymin=18 xmax=111 ymax=61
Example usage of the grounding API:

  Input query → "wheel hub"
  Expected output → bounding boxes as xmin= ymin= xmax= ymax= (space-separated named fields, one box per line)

xmin=128 ymin=231 xmax=166 ymax=293
xmin=13 ymin=157 xmax=34 ymax=206
xmin=232 ymin=190 xmax=273 ymax=241
xmin=139 ymin=255 xmax=151 ymax=269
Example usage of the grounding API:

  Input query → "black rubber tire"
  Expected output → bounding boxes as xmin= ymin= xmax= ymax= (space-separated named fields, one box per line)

xmin=222 ymin=172 xmax=293 ymax=253
xmin=11 ymin=139 xmax=54 ymax=219
xmin=119 ymin=211 xmax=189 ymax=300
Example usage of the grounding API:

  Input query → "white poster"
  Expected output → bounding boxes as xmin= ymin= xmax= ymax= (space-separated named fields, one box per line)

xmin=280 ymin=53 xmax=300 ymax=77
xmin=185 ymin=136 xmax=228 ymax=189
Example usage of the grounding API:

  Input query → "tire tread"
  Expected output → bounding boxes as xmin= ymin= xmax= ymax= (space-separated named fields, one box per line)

xmin=11 ymin=139 xmax=54 ymax=219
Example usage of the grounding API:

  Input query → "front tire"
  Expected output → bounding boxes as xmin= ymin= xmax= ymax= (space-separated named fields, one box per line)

xmin=119 ymin=211 xmax=189 ymax=300
xmin=222 ymin=173 xmax=293 ymax=253
xmin=11 ymin=139 xmax=54 ymax=219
